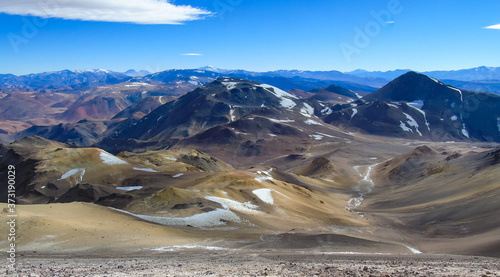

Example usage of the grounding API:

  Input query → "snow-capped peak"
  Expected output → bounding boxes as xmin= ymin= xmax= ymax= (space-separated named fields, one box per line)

xmin=257 ymin=84 xmax=298 ymax=100
xmin=198 ymin=65 xmax=221 ymax=72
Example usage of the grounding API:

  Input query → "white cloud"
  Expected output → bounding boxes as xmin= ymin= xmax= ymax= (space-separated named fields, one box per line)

xmin=181 ymin=53 xmax=203 ymax=56
xmin=485 ymin=24 xmax=500 ymax=29
xmin=0 ymin=0 xmax=212 ymax=24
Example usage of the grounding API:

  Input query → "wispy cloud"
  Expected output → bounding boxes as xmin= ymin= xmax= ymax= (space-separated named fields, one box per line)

xmin=0 ymin=0 xmax=212 ymax=24
xmin=181 ymin=53 xmax=203 ymax=56
xmin=485 ymin=24 xmax=500 ymax=29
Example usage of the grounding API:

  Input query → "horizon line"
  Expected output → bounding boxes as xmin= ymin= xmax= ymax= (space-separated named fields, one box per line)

xmin=1 ymin=65 xmax=499 ymax=76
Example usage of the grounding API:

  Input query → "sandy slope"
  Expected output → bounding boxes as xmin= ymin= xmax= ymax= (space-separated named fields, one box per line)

xmin=363 ymin=145 xmax=500 ymax=257
xmin=0 ymin=202 xmax=201 ymax=255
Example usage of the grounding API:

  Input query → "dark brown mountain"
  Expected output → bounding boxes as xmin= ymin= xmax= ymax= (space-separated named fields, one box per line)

xmin=16 ymin=120 xmax=111 ymax=146
xmin=56 ymin=94 xmax=131 ymax=122
xmin=0 ymin=92 xmax=75 ymax=123
xmin=98 ymin=78 xmax=304 ymax=152
xmin=178 ymin=105 xmax=354 ymax=167
xmin=309 ymin=84 xmax=361 ymax=101
xmin=324 ymin=72 xmax=500 ymax=142
xmin=112 ymin=96 xmax=172 ymax=120
xmin=295 ymin=157 xmax=336 ymax=177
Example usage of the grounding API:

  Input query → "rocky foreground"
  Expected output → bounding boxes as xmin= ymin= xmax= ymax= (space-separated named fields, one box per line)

xmin=7 ymin=251 xmax=500 ymax=277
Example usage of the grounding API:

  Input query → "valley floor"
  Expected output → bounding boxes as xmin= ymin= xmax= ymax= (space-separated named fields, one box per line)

xmin=6 ymin=251 xmax=500 ymax=277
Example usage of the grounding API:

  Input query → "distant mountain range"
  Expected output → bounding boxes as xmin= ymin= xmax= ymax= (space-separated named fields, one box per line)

xmin=2 ymin=66 xmax=499 ymax=95
xmin=124 ymin=69 xmax=151 ymax=77
xmin=195 ymin=65 xmax=500 ymax=82
xmin=348 ymin=66 xmax=500 ymax=81
xmin=3 ymin=70 xmax=500 ymax=147
xmin=0 ymin=69 xmax=131 ymax=93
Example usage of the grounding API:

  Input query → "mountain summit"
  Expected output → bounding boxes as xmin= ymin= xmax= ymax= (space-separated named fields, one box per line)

xmin=99 ymin=78 xmax=301 ymax=150
xmin=324 ymin=72 xmax=500 ymax=141
xmin=363 ymin=71 xmax=463 ymax=103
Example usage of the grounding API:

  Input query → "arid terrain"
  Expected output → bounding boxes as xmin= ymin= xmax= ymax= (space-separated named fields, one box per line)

xmin=6 ymin=251 xmax=500 ymax=276
xmin=3 ymin=0 xmax=500 ymax=274
xmin=1 ymin=72 xmax=500 ymax=276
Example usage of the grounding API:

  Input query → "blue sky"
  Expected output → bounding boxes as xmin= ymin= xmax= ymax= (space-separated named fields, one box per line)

xmin=0 ymin=0 xmax=499 ymax=75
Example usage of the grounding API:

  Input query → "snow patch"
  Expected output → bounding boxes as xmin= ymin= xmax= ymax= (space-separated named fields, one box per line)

xmin=60 ymin=168 xmax=85 ymax=182
xmin=133 ymin=167 xmax=159 ymax=173
xmin=280 ymin=98 xmax=297 ymax=109
xmin=387 ymin=104 xmax=399 ymax=108
xmin=205 ymin=196 xmax=262 ymax=214
xmin=451 ymin=115 xmax=458 ymax=121
xmin=353 ymin=91 xmax=362 ymax=99
xmin=255 ymin=176 xmax=273 ymax=182
xmin=429 ymin=77 xmax=440 ymax=83
xmin=321 ymin=107 xmax=333 ymax=115
xmin=310 ymin=135 xmax=323 ymax=140
xmin=116 ymin=186 xmax=143 ymax=191
xmin=124 ymin=82 xmax=153 ymax=87
xmin=111 ymin=207 xmax=242 ymax=228
xmin=222 ymin=81 xmax=239 ymax=90
xmin=304 ymin=119 xmax=322 ymax=125
xmin=317 ymin=132 xmax=335 ymax=138
xmin=258 ymin=84 xmax=298 ymax=99
xmin=252 ymin=188 xmax=274 ymax=205
xmin=300 ymin=103 xmax=315 ymax=118
xmin=152 ymin=245 xmax=229 ymax=252
xmin=406 ymin=103 xmax=430 ymax=131
xmin=173 ymin=173 xmax=184 ymax=178
xmin=99 ymin=151 xmax=129 ymax=165
xmin=229 ymin=106 xmax=236 ymax=121
xmin=447 ymin=86 xmax=463 ymax=101
xmin=351 ymin=108 xmax=358 ymax=119
xmin=462 ymin=125 xmax=470 ymax=138
xmin=255 ymin=168 xmax=274 ymax=183
xmin=403 ymin=113 xmax=422 ymax=136
xmin=400 ymin=121 xmax=412 ymax=132
xmin=407 ymin=100 xmax=424 ymax=110
xmin=406 ymin=246 xmax=422 ymax=254
xmin=164 ymin=156 xmax=177 ymax=161
xmin=268 ymin=118 xmax=294 ymax=123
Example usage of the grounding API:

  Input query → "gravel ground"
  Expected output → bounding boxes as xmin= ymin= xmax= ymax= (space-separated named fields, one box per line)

xmin=6 ymin=250 xmax=500 ymax=277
